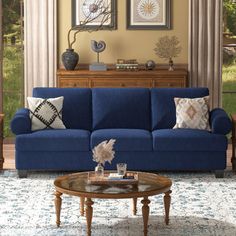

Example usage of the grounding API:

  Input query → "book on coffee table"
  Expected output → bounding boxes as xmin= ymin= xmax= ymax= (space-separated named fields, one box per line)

xmin=87 ymin=172 xmax=139 ymax=185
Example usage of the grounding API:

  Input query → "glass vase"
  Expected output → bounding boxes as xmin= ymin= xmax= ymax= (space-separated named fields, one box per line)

xmin=94 ymin=163 xmax=104 ymax=178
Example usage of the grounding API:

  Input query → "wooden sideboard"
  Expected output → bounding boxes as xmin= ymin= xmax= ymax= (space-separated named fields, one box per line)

xmin=57 ymin=69 xmax=188 ymax=88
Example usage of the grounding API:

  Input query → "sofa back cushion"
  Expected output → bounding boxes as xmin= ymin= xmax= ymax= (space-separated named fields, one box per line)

xmin=151 ymin=88 xmax=209 ymax=130
xmin=92 ymin=88 xmax=151 ymax=130
xmin=33 ymin=88 xmax=92 ymax=130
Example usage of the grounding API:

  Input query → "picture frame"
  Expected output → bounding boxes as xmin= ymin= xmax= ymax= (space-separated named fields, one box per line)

xmin=72 ymin=0 xmax=117 ymax=29
xmin=126 ymin=0 xmax=171 ymax=30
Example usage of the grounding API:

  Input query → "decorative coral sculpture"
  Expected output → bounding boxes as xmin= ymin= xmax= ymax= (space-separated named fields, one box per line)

xmin=92 ymin=139 xmax=116 ymax=166
xmin=154 ymin=36 xmax=182 ymax=71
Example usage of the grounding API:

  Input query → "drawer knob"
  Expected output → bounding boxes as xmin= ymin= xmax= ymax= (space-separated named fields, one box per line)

xmin=120 ymin=83 xmax=125 ymax=87
xmin=73 ymin=83 xmax=77 ymax=87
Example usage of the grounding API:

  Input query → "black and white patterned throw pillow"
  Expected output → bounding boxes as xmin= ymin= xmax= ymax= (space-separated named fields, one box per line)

xmin=27 ymin=96 xmax=66 ymax=131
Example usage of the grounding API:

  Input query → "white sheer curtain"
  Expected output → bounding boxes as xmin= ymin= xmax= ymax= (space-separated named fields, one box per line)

xmin=24 ymin=0 xmax=57 ymax=103
xmin=188 ymin=0 xmax=223 ymax=108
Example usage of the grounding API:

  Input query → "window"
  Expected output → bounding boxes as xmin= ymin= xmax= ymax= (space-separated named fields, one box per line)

xmin=2 ymin=0 xmax=24 ymax=139
xmin=222 ymin=0 xmax=236 ymax=116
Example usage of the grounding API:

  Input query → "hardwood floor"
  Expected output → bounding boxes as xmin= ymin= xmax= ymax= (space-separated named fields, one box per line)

xmin=3 ymin=144 xmax=15 ymax=169
xmin=2 ymin=144 xmax=234 ymax=170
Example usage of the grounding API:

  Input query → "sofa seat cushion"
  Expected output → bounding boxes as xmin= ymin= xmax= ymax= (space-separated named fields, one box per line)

xmin=152 ymin=129 xmax=227 ymax=152
xmin=16 ymin=129 xmax=90 ymax=151
xmin=91 ymin=129 xmax=152 ymax=151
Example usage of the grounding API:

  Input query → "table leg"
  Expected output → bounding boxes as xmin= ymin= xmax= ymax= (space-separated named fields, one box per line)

xmin=85 ymin=198 xmax=94 ymax=236
xmin=164 ymin=190 xmax=172 ymax=225
xmin=54 ymin=191 xmax=62 ymax=227
xmin=80 ymin=197 xmax=85 ymax=216
xmin=133 ymin=197 xmax=137 ymax=215
xmin=141 ymin=196 xmax=151 ymax=236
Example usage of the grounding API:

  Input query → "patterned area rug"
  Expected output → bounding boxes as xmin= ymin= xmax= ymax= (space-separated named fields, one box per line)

xmin=1 ymin=170 xmax=236 ymax=236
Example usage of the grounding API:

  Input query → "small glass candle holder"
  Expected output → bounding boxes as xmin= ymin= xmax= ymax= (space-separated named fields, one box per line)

xmin=117 ymin=163 xmax=127 ymax=176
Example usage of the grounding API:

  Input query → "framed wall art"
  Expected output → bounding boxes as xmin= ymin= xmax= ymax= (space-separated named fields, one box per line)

xmin=126 ymin=0 xmax=171 ymax=30
xmin=72 ymin=0 xmax=117 ymax=29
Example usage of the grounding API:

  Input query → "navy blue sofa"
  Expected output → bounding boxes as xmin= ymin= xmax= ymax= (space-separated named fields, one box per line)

xmin=11 ymin=87 xmax=232 ymax=178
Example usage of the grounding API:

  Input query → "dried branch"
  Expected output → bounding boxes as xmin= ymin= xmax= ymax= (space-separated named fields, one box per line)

xmin=67 ymin=0 xmax=113 ymax=49
xmin=154 ymin=36 xmax=182 ymax=60
xmin=92 ymin=139 xmax=116 ymax=165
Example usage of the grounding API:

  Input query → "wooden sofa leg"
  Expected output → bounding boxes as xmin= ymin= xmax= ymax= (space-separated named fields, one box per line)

xmin=215 ymin=170 xmax=224 ymax=178
xmin=18 ymin=170 xmax=28 ymax=178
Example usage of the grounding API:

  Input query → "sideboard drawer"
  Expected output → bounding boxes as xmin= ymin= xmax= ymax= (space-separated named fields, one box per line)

xmin=153 ymin=78 xmax=186 ymax=88
xmin=57 ymin=69 xmax=188 ymax=88
xmin=59 ymin=78 xmax=89 ymax=88
xmin=91 ymin=79 xmax=152 ymax=88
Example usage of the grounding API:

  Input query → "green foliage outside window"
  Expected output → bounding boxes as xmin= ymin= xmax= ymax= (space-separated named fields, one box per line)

xmin=2 ymin=0 xmax=21 ymax=36
xmin=3 ymin=46 xmax=23 ymax=137
xmin=2 ymin=0 xmax=24 ymax=138
xmin=222 ymin=64 xmax=236 ymax=116
xmin=222 ymin=0 xmax=236 ymax=119
xmin=223 ymin=0 xmax=236 ymax=34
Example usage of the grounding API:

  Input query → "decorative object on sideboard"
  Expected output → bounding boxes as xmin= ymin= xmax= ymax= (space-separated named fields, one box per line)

xmin=61 ymin=49 xmax=79 ymax=71
xmin=154 ymin=36 xmax=182 ymax=71
xmin=89 ymin=40 xmax=107 ymax=71
xmin=62 ymin=1 xmax=114 ymax=71
xmin=169 ymin=58 xmax=174 ymax=71
xmin=92 ymin=139 xmax=116 ymax=178
xmin=145 ymin=60 xmax=156 ymax=70
xmin=116 ymin=59 xmax=139 ymax=71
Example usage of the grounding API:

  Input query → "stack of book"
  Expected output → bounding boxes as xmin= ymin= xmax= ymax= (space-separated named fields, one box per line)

xmin=116 ymin=59 xmax=139 ymax=71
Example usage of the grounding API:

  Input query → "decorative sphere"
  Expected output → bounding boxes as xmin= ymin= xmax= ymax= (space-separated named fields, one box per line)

xmin=145 ymin=60 xmax=156 ymax=70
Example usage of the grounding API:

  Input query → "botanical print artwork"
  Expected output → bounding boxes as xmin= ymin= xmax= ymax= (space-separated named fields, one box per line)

xmin=75 ymin=0 xmax=112 ymax=26
xmin=72 ymin=0 xmax=117 ymax=29
xmin=132 ymin=0 xmax=164 ymax=25
xmin=127 ymin=0 xmax=170 ymax=29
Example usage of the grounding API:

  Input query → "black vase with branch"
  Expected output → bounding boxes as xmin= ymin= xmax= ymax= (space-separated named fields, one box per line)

xmin=62 ymin=1 xmax=113 ymax=70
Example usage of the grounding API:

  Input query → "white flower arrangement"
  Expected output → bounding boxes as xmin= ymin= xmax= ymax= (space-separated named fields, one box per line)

xmin=92 ymin=139 xmax=116 ymax=166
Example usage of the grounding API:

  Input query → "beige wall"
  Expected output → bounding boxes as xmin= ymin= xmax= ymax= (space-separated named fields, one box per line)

xmin=58 ymin=0 xmax=189 ymax=67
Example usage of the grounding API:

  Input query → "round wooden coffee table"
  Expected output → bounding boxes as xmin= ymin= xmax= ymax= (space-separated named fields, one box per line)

xmin=54 ymin=171 xmax=172 ymax=236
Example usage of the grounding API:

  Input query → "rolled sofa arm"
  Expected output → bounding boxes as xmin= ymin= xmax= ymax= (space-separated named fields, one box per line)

xmin=10 ymin=108 xmax=32 ymax=135
xmin=210 ymin=108 xmax=232 ymax=135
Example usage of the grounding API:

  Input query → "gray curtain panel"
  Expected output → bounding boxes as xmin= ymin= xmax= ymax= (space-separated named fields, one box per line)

xmin=188 ymin=0 xmax=223 ymax=108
